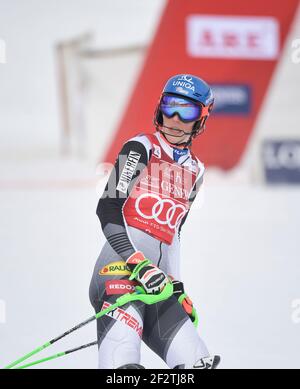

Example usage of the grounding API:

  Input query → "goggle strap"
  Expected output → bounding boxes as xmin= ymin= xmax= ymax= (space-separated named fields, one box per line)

xmin=200 ymin=106 xmax=209 ymax=117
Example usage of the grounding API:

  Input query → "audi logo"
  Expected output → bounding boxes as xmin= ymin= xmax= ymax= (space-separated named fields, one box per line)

xmin=135 ymin=193 xmax=187 ymax=229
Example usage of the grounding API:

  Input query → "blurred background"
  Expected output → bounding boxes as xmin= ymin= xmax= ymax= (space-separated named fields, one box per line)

xmin=1 ymin=0 xmax=300 ymax=369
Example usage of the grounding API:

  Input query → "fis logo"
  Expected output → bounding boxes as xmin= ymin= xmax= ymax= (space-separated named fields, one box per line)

xmin=153 ymin=144 xmax=161 ymax=158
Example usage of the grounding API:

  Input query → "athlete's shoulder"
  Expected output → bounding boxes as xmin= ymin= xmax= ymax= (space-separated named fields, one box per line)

xmin=124 ymin=132 xmax=154 ymax=160
xmin=126 ymin=132 xmax=153 ymax=148
xmin=190 ymin=152 xmax=205 ymax=179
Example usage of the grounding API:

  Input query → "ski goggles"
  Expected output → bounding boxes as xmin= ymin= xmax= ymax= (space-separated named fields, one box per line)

xmin=160 ymin=94 xmax=209 ymax=123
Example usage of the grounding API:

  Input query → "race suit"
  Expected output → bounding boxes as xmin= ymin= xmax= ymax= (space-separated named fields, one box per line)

xmin=89 ymin=131 xmax=209 ymax=369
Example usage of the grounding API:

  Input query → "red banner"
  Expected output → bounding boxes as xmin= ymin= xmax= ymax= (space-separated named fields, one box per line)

xmin=104 ymin=0 xmax=299 ymax=170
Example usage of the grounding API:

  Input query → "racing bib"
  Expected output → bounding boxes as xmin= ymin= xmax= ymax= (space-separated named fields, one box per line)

xmin=123 ymin=134 xmax=200 ymax=244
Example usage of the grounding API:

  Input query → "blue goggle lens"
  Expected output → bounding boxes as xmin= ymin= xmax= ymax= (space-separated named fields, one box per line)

xmin=160 ymin=95 xmax=202 ymax=122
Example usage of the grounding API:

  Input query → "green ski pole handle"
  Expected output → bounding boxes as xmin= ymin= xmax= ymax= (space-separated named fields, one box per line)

xmin=107 ymin=282 xmax=174 ymax=311
xmin=4 ymin=282 xmax=173 ymax=369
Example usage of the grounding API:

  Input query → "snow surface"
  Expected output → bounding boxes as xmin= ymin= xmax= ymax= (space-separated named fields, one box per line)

xmin=0 ymin=158 xmax=299 ymax=369
xmin=1 ymin=0 xmax=300 ymax=370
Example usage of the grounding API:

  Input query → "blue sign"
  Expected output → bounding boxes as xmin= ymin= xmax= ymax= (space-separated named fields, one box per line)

xmin=211 ymin=84 xmax=251 ymax=115
xmin=263 ymin=140 xmax=300 ymax=184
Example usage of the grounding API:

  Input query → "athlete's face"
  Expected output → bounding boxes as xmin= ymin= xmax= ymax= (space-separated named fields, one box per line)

xmin=162 ymin=113 xmax=195 ymax=145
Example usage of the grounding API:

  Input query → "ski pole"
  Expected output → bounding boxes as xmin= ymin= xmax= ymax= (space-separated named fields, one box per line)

xmin=4 ymin=314 xmax=98 ymax=369
xmin=15 ymin=341 xmax=98 ymax=369
xmin=4 ymin=282 xmax=173 ymax=369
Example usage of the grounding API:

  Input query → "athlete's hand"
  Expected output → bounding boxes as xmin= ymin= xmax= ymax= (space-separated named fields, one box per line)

xmin=172 ymin=280 xmax=199 ymax=327
xmin=126 ymin=251 xmax=169 ymax=295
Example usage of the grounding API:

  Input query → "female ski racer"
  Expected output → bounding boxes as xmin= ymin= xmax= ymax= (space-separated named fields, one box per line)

xmin=89 ymin=74 xmax=220 ymax=369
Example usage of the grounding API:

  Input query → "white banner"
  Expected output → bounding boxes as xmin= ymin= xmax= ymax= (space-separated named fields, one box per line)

xmin=187 ymin=15 xmax=279 ymax=60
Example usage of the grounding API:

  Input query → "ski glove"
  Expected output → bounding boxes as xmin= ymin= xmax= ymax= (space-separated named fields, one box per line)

xmin=126 ymin=251 xmax=169 ymax=295
xmin=172 ymin=280 xmax=199 ymax=327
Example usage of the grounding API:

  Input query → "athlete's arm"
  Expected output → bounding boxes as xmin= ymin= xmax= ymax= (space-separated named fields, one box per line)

xmin=97 ymin=139 xmax=150 ymax=260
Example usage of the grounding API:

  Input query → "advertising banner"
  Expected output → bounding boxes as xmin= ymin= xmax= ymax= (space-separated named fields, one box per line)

xmin=263 ymin=140 xmax=300 ymax=184
xmin=104 ymin=0 xmax=299 ymax=170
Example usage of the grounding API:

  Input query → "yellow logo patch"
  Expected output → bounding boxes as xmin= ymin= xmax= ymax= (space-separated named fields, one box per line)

xmin=99 ymin=261 xmax=131 ymax=276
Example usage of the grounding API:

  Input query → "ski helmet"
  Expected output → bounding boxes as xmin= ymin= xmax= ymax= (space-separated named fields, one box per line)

xmin=154 ymin=74 xmax=214 ymax=145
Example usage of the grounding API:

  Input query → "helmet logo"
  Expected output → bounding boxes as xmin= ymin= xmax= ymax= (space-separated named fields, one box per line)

xmin=179 ymin=75 xmax=193 ymax=83
xmin=175 ymin=86 xmax=189 ymax=95
xmin=172 ymin=75 xmax=195 ymax=92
